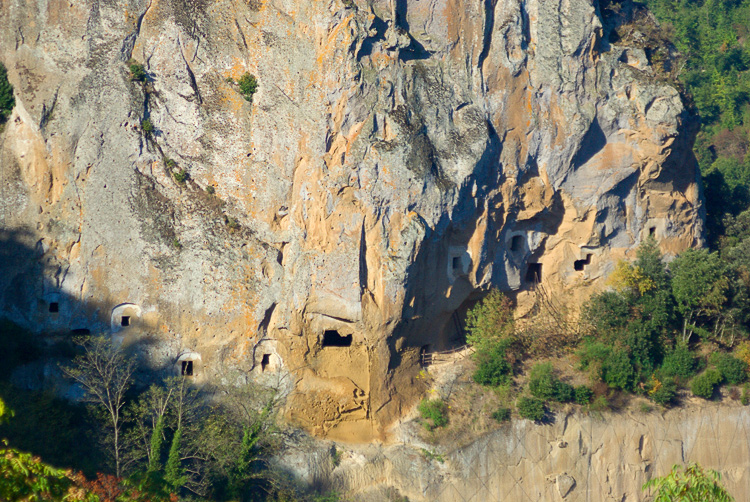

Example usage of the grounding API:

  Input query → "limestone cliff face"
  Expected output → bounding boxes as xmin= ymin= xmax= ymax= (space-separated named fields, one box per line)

xmin=0 ymin=0 xmax=702 ymax=440
xmin=282 ymin=403 xmax=750 ymax=501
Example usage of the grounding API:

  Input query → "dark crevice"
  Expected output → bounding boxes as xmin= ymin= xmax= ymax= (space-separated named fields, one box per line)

xmin=478 ymin=0 xmax=498 ymax=69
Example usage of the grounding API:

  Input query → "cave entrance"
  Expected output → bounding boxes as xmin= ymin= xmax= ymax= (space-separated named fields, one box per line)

xmin=49 ymin=302 xmax=59 ymax=313
xmin=181 ymin=360 xmax=194 ymax=376
xmin=452 ymin=256 xmax=461 ymax=270
xmin=649 ymin=227 xmax=656 ymax=237
xmin=510 ymin=235 xmax=524 ymax=252
xmin=121 ymin=316 xmax=130 ymax=327
xmin=525 ymin=263 xmax=542 ymax=283
xmin=322 ymin=330 xmax=352 ymax=347
xmin=574 ymin=254 xmax=593 ymax=272
xmin=261 ymin=354 xmax=271 ymax=372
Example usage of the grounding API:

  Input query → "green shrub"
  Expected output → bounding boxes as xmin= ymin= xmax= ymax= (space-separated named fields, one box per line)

xmin=128 ymin=60 xmax=147 ymax=82
xmin=650 ymin=377 xmax=677 ymax=406
xmin=528 ymin=363 xmax=557 ymax=400
xmin=472 ymin=341 xmax=512 ymax=387
xmin=710 ymin=353 xmax=748 ymax=385
xmin=418 ymin=398 xmax=448 ymax=430
xmin=742 ymin=384 xmax=750 ymax=406
xmin=238 ymin=73 xmax=258 ymax=101
xmin=603 ymin=348 xmax=635 ymax=391
xmin=574 ymin=385 xmax=593 ymax=405
xmin=0 ymin=63 xmax=14 ymax=123
xmin=491 ymin=407 xmax=511 ymax=422
xmin=589 ymin=395 xmax=610 ymax=411
xmin=172 ymin=169 xmax=188 ymax=184
xmin=691 ymin=369 xmax=723 ymax=399
xmin=660 ymin=344 xmax=698 ymax=380
xmin=528 ymin=363 xmax=573 ymax=402
xmin=141 ymin=118 xmax=154 ymax=135
xmin=206 ymin=185 xmax=215 ymax=195
xmin=516 ymin=396 xmax=545 ymax=422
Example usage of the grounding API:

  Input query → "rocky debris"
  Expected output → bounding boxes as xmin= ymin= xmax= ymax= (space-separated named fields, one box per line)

xmin=0 ymin=0 xmax=702 ymax=440
xmin=556 ymin=473 xmax=576 ymax=498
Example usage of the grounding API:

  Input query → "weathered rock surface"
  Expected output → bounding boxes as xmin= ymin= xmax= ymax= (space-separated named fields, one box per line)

xmin=281 ymin=403 xmax=750 ymax=501
xmin=0 ymin=0 xmax=702 ymax=440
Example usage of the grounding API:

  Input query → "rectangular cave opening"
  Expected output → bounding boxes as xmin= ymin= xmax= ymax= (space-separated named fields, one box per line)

xmin=649 ymin=227 xmax=656 ymax=237
xmin=574 ymin=254 xmax=593 ymax=272
xmin=181 ymin=360 xmax=194 ymax=376
xmin=261 ymin=354 xmax=270 ymax=372
xmin=70 ymin=328 xmax=91 ymax=336
xmin=121 ymin=316 xmax=130 ymax=327
xmin=525 ymin=263 xmax=542 ymax=283
xmin=49 ymin=302 xmax=59 ymax=313
xmin=322 ymin=329 xmax=352 ymax=347
xmin=452 ymin=256 xmax=461 ymax=270
xmin=510 ymin=235 xmax=524 ymax=252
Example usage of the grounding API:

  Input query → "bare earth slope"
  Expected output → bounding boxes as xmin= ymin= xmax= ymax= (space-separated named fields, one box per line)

xmin=0 ymin=0 xmax=702 ymax=440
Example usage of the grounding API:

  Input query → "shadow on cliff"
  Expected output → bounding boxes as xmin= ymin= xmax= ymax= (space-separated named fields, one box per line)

xmin=0 ymin=229 xmax=106 ymax=473
xmin=0 ymin=229 xmax=184 ymax=474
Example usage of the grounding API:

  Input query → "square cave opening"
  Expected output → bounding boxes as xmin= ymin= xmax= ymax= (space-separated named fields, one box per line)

xmin=261 ymin=354 xmax=271 ymax=372
xmin=525 ymin=263 xmax=542 ymax=283
xmin=49 ymin=302 xmax=59 ymax=313
xmin=121 ymin=316 xmax=130 ymax=327
xmin=181 ymin=360 xmax=194 ymax=376
xmin=574 ymin=254 xmax=593 ymax=272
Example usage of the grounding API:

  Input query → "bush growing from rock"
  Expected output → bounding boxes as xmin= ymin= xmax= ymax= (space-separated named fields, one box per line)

xmin=238 ymin=73 xmax=258 ymax=101
xmin=491 ymin=407 xmax=511 ymax=422
xmin=574 ymin=385 xmax=594 ymax=405
xmin=528 ymin=362 xmax=574 ymax=402
xmin=691 ymin=369 xmax=723 ymax=399
xmin=418 ymin=398 xmax=448 ymax=430
xmin=516 ymin=396 xmax=545 ymax=421
xmin=649 ymin=376 xmax=678 ymax=406
xmin=128 ymin=60 xmax=147 ymax=82
xmin=710 ymin=352 xmax=748 ymax=385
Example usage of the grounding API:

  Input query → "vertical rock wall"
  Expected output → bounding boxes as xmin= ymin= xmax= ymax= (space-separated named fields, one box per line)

xmin=0 ymin=0 xmax=702 ymax=440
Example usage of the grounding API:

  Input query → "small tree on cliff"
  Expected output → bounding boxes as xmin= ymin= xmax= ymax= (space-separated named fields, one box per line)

xmin=63 ymin=336 xmax=136 ymax=477
xmin=465 ymin=290 xmax=517 ymax=386
xmin=643 ymin=463 xmax=734 ymax=501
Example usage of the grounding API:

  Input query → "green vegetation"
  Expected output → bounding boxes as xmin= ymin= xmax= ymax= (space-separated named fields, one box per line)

xmin=238 ymin=73 xmax=258 ymax=102
xmin=128 ymin=59 xmax=147 ymax=82
xmin=516 ymin=396 xmax=545 ymax=422
xmin=466 ymin=290 xmax=515 ymax=386
xmin=418 ymin=398 xmax=448 ymax=430
xmin=172 ymin=169 xmax=188 ymax=184
xmin=612 ymin=0 xmax=750 ymax=245
xmin=643 ymin=462 xmax=734 ymax=501
xmin=491 ymin=407 xmax=511 ymax=422
xmin=528 ymin=363 xmax=574 ymax=403
xmin=691 ymin=368 xmax=723 ymax=399
xmin=141 ymin=118 xmax=154 ymax=135
xmin=0 ymin=63 xmax=14 ymax=124
xmin=456 ymin=232 xmax=750 ymax=421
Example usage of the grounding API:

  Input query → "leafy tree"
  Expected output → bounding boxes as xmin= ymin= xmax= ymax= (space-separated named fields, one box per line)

xmin=643 ymin=462 xmax=734 ymax=501
xmin=671 ymin=248 xmax=728 ymax=342
xmin=466 ymin=290 xmax=517 ymax=386
xmin=63 ymin=336 xmax=136 ymax=477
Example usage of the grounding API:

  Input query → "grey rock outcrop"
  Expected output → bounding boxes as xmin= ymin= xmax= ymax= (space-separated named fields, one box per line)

xmin=0 ymin=0 xmax=702 ymax=439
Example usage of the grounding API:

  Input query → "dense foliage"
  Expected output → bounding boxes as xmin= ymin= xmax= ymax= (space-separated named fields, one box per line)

xmin=643 ymin=463 xmax=735 ymax=501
